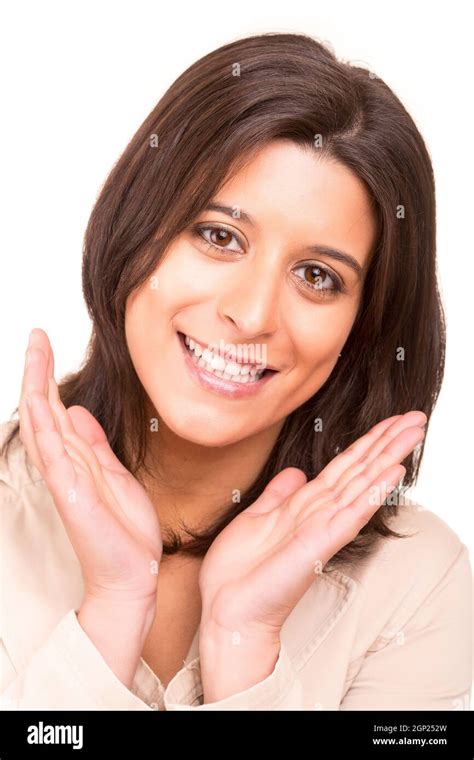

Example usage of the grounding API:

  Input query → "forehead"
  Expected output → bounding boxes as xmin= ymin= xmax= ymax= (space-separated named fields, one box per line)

xmin=217 ymin=139 xmax=378 ymax=270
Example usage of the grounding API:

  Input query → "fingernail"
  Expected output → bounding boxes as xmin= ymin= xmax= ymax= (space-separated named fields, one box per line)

xmin=28 ymin=329 xmax=35 ymax=346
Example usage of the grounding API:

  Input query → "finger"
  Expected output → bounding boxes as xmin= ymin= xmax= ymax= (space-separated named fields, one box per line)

xmin=67 ymin=405 xmax=130 ymax=475
xmin=26 ymin=388 xmax=117 ymax=557
xmin=47 ymin=375 xmax=78 ymax=439
xmin=33 ymin=380 xmax=122 ymax=518
xmin=56 ymin=401 xmax=132 ymax=521
xmin=322 ymin=411 xmax=425 ymax=489
xmin=42 ymin=372 xmax=108 ymax=487
xmin=46 ymin=341 xmax=55 ymax=386
xmin=329 ymin=463 xmax=406 ymax=549
xmin=66 ymin=405 xmax=161 ymax=548
xmin=43 ymin=390 xmax=135 ymax=529
xmin=330 ymin=413 xmax=426 ymax=495
xmin=32 ymin=335 xmax=105 ymax=483
xmin=19 ymin=331 xmax=51 ymax=474
xmin=330 ymin=425 xmax=424 ymax=511
xmin=21 ymin=328 xmax=52 ymax=398
xmin=26 ymin=389 xmax=78 ymax=506
xmin=298 ymin=411 xmax=425 ymax=504
xmin=245 ymin=467 xmax=308 ymax=515
xmin=296 ymin=414 xmax=400 ymax=502
xmin=21 ymin=333 xmax=125 ymax=526
xmin=38 ymin=329 xmax=54 ymax=396
xmin=45 ymin=380 xmax=97 ymax=482
xmin=20 ymin=331 xmax=93 ymax=484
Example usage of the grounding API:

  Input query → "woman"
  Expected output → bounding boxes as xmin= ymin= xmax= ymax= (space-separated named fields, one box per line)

xmin=0 ymin=31 xmax=471 ymax=711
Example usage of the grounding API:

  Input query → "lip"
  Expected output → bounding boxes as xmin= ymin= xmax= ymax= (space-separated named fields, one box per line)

xmin=177 ymin=331 xmax=278 ymax=399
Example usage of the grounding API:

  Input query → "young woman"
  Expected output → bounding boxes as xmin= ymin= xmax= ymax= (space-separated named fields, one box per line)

xmin=0 ymin=32 xmax=471 ymax=711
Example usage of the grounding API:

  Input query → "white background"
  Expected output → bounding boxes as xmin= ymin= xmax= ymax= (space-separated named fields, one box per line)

xmin=1 ymin=0 xmax=472 ymax=558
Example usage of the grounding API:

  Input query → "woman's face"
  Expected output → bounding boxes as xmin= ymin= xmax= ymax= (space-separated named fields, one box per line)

xmin=125 ymin=139 xmax=377 ymax=446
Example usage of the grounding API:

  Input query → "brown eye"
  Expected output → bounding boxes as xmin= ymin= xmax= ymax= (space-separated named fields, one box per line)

xmin=304 ymin=265 xmax=331 ymax=288
xmin=192 ymin=224 xmax=243 ymax=254
xmin=211 ymin=229 xmax=232 ymax=247
xmin=293 ymin=263 xmax=343 ymax=295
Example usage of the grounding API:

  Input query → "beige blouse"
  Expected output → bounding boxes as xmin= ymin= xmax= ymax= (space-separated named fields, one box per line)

xmin=0 ymin=419 xmax=472 ymax=711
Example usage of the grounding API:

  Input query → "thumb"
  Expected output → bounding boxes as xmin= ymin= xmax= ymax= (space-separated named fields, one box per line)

xmin=67 ymin=405 xmax=108 ymax=446
xmin=246 ymin=467 xmax=308 ymax=515
xmin=67 ymin=405 xmax=128 ymax=474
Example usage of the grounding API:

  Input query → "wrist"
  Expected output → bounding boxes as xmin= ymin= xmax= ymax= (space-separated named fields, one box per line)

xmin=199 ymin=618 xmax=281 ymax=704
xmin=77 ymin=595 xmax=156 ymax=689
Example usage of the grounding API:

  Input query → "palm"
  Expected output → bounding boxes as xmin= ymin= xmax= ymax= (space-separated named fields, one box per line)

xmin=21 ymin=329 xmax=163 ymax=602
xmin=63 ymin=406 xmax=163 ymax=577
xmin=199 ymin=469 xmax=317 ymax=630
xmin=199 ymin=412 xmax=426 ymax=638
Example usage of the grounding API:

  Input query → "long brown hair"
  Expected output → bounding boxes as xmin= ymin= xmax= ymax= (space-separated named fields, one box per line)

xmin=1 ymin=32 xmax=445 ymax=568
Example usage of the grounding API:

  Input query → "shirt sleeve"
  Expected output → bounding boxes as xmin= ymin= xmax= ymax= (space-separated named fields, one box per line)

xmin=339 ymin=543 xmax=473 ymax=710
xmin=163 ymin=640 xmax=304 ymax=710
xmin=0 ymin=609 xmax=165 ymax=711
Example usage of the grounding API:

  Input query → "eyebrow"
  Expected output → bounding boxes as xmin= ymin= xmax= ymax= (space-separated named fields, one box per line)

xmin=204 ymin=202 xmax=364 ymax=280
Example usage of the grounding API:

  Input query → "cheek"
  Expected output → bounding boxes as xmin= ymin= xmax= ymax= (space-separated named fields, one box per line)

xmin=124 ymin=290 xmax=152 ymax=377
xmin=292 ymin=302 xmax=358 ymax=376
xmin=150 ymin=244 xmax=227 ymax=310
xmin=125 ymin=247 xmax=200 ymax=348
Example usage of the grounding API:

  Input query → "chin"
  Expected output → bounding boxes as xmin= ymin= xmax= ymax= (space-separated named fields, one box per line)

xmin=155 ymin=402 xmax=251 ymax=447
xmin=184 ymin=429 xmax=243 ymax=447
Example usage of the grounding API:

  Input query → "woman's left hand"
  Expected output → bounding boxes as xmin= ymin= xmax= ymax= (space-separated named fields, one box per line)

xmin=198 ymin=411 xmax=426 ymax=646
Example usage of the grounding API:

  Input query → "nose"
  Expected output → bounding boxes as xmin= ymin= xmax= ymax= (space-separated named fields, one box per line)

xmin=216 ymin=254 xmax=282 ymax=339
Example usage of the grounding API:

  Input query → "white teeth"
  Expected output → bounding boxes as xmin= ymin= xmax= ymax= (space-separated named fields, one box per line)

xmin=224 ymin=361 xmax=241 ymax=376
xmin=201 ymin=348 xmax=213 ymax=365
xmin=210 ymin=353 xmax=226 ymax=371
xmin=183 ymin=333 xmax=267 ymax=383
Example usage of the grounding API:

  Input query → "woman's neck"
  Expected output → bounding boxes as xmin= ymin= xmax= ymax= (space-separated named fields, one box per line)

xmin=138 ymin=414 xmax=285 ymax=540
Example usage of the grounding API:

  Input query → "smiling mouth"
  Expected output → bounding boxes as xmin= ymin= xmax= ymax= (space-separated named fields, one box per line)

xmin=177 ymin=331 xmax=278 ymax=389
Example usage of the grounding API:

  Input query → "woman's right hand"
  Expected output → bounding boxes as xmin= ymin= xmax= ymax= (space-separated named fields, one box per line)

xmin=19 ymin=328 xmax=163 ymax=687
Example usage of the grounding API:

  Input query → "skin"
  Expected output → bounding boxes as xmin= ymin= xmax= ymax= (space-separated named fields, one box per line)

xmin=18 ymin=140 xmax=427 ymax=702
xmin=125 ymin=139 xmax=378 ymax=532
